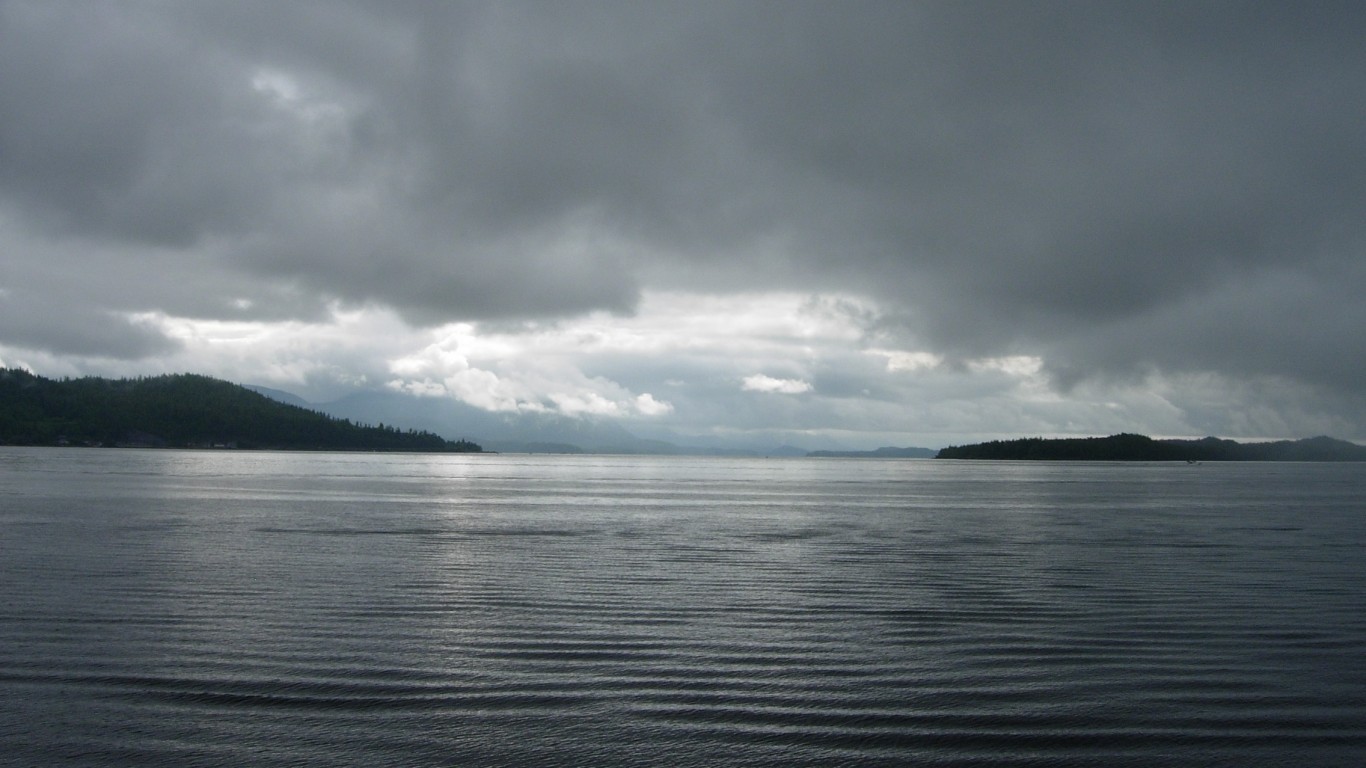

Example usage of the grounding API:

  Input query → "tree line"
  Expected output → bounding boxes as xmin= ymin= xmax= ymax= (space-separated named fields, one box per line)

xmin=0 ymin=369 xmax=481 ymax=452
xmin=935 ymin=433 xmax=1366 ymax=461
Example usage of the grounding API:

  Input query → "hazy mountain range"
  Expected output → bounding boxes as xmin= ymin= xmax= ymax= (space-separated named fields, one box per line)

xmin=249 ymin=386 xmax=930 ymax=457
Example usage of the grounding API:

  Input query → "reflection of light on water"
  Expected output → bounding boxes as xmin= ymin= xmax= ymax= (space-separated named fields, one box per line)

xmin=3 ymin=450 xmax=1364 ymax=766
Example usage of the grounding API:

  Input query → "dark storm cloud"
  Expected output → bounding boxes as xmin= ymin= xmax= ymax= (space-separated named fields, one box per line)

xmin=2 ymin=1 xmax=1364 ymax=415
xmin=697 ymin=1 xmax=1366 ymax=401
xmin=0 ymin=300 xmax=178 ymax=360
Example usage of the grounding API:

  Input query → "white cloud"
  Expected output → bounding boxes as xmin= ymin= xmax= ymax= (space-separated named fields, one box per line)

xmin=742 ymin=374 xmax=813 ymax=395
xmin=634 ymin=393 xmax=673 ymax=416
xmin=3 ymin=283 xmax=1360 ymax=447
xmin=384 ymin=317 xmax=679 ymax=418
xmin=871 ymin=349 xmax=942 ymax=372
xmin=548 ymin=391 xmax=622 ymax=417
xmin=967 ymin=355 xmax=1044 ymax=377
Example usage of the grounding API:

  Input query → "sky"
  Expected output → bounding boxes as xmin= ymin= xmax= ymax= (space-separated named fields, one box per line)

xmin=2 ymin=1 xmax=1364 ymax=449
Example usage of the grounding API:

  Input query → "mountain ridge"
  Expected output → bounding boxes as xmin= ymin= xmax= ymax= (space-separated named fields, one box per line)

xmin=807 ymin=446 xmax=937 ymax=458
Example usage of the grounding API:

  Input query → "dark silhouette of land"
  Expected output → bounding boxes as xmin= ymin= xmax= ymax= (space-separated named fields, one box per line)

xmin=0 ymin=369 xmax=481 ymax=452
xmin=936 ymin=433 xmax=1366 ymax=461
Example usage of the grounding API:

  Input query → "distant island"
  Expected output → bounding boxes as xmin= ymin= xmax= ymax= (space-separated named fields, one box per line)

xmin=0 ymin=369 xmax=481 ymax=452
xmin=935 ymin=433 xmax=1366 ymax=461
xmin=807 ymin=446 xmax=937 ymax=459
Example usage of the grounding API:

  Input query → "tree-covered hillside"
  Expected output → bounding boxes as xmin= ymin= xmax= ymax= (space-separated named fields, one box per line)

xmin=935 ymin=433 xmax=1366 ymax=461
xmin=0 ymin=369 xmax=481 ymax=452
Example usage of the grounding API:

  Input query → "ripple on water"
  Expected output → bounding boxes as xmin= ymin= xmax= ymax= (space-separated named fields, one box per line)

xmin=2 ymin=452 xmax=1365 ymax=767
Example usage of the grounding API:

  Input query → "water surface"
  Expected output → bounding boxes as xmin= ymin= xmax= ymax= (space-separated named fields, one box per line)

xmin=2 ymin=449 xmax=1363 ymax=766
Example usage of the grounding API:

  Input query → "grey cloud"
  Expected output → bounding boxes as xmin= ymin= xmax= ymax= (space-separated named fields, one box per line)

xmin=2 ymin=1 xmax=1364 ymax=434
xmin=0 ymin=284 xmax=179 ymax=360
xmin=0 ymin=4 xmax=287 ymax=246
xmin=1049 ymin=265 xmax=1366 ymax=394
xmin=0 ymin=309 xmax=177 ymax=360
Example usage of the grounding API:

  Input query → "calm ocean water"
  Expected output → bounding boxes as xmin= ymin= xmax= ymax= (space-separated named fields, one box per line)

xmin=2 ymin=448 xmax=1364 ymax=767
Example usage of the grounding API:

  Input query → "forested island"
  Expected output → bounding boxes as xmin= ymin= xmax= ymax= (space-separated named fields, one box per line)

xmin=0 ymin=369 xmax=481 ymax=452
xmin=936 ymin=433 xmax=1366 ymax=461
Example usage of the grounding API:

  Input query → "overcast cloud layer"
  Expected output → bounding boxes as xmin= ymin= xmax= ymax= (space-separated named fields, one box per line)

xmin=2 ymin=1 xmax=1364 ymax=447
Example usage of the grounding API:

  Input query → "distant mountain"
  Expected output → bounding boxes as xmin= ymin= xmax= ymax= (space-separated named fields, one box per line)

xmin=268 ymin=388 xmax=677 ymax=454
xmin=253 ymin=388 xmax=876 ymax=456
xmin=936 ymin=433 xmax=1366 ymax=461
xmin=808 ymin=446 xmax=937 ymax=459
xmin=244 ymin=384 xmax=313 ymax=409
xmin=0 ymin=369 xmax=481 ymax=452
xmin=248 ymin=387 xmax=950 ymax=457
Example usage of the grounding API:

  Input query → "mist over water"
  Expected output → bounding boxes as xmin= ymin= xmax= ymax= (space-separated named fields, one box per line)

xmin=2 ymin=449 xmax=1364 ymax=766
